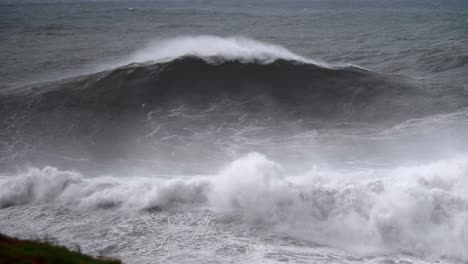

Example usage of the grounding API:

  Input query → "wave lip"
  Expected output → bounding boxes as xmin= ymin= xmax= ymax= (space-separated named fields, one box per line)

xmin=113 ymin=35 xmax=332 ymax=67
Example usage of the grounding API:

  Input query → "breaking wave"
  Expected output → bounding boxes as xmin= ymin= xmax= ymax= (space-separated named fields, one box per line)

xmin=0 ymin=36 xmax=464 ymax=175
xmin=1 ymin=153 xmax=468 ymax=260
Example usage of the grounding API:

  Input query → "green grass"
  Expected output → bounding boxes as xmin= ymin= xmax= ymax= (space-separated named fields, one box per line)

xmin=0 ymin=233 xmax=122 ymax=264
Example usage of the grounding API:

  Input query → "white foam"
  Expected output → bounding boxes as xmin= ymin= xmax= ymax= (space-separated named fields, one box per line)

xmin=0 ymin=167 xmax=82 ymax=207
xmin=1 ymin=153 xmax=468 ymax=260
xmin=209 ymin=153 xmax=468 ymax=260
xmin=112 ymin=35 xmax=329 ymax=67
xmin=0 ymin=167 xmax=210 ymax=211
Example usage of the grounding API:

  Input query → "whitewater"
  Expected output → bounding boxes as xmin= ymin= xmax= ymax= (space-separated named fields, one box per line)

xmin=2 ymin=3 xmax=468 ymax=262
xmin=2 ymin=153 xmax=468 ymax=263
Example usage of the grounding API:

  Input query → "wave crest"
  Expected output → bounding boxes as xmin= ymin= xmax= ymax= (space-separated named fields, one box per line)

xmin=114 ymin=35 xmax=328 ymax=67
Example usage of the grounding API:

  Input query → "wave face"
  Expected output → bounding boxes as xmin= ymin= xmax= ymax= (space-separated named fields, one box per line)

xmin=5 ymin=56 xmax=431 ymax=118
xmin=1 ymin=153 xmax=468 ymax=261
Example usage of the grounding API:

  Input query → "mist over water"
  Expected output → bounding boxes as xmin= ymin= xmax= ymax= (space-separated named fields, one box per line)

xmin=1 ymin=1 xmax=468 ymax=263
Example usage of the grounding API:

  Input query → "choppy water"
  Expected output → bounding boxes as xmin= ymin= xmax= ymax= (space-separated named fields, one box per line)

xmin=1 ymin=1 xmax=468 ymax=263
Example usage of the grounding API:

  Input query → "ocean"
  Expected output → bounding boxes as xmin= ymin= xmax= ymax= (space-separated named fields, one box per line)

xmin=1 ymin=0 xmax=468 ymax=263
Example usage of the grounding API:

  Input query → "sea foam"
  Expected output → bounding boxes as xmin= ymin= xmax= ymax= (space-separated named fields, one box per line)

xmin=1 ymin=153 xmax=468 ymax=260
xmin=109 ymin=35 xmax=331 ymax=68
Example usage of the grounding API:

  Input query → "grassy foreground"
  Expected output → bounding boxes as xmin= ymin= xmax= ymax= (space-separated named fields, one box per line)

xmin=0 ymin=233 xmax=121 ymax=264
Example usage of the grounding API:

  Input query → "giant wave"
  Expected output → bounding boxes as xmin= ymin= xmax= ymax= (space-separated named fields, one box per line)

xmin=0 ymin=36 xmax=461 ymax=174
